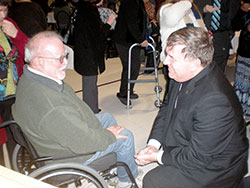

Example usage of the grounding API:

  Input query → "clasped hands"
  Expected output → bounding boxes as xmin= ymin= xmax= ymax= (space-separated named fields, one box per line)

xmin=134 ymin=145 xmax=158 ymax=166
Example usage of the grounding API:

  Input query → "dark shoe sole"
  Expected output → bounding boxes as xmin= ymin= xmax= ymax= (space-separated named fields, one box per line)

xmin=130 ymin=93 xmax=139 ymax=99
xmin=117 ymin=95 xmax=131 ymax=105
xmin=117 ymin=93 xmax=138 ymax=100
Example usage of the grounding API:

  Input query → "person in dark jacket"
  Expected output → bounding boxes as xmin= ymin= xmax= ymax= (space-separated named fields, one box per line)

xmin=8 ymin=0 xmax=47 ymax=38
xmin=194 ymin=0 xmax=240 ymax=72
xmin=135 ymin=27 xmax=248 ymax=188
xmin=74 ymin=0 xmax=115 ymax=113
xmin=112 ymin=0 xmax=148 ymax=105
xmin=232 ymin=1 xmax=250 ymax=121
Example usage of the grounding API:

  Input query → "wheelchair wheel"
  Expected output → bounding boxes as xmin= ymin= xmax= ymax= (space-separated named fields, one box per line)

xmin=29 ymin=163 xmax=108 ymax=188
xmin=12 ymin=144 xmax=35 ymax=174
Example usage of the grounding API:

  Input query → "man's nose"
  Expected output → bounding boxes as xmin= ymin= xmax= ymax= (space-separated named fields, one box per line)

xmin=163 ymin=56 xmax=170 ymax=65
xmin=63 ymin=58 xmax=68 ymax=66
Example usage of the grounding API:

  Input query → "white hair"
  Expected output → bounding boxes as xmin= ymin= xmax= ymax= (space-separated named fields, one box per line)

xmin=24 ymin=31 xmax=63 ymax=64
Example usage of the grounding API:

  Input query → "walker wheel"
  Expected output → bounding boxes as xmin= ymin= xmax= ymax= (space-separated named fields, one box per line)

xmin=154 ymin=100 xmax=162 ymax=108
xmin=154 ymin=86 xmax=162 ymax=93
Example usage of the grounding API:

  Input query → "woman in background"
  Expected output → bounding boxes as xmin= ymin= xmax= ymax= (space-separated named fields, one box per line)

xmin=74 ymin=0 xmax=115 ymax=113
xmin=158 ymin=0 xmax=206 ymax=64
xmin=232 ymin=1 xmax=250 ymax=122
xmin=0 ymin=0 xmax=28 ymax=167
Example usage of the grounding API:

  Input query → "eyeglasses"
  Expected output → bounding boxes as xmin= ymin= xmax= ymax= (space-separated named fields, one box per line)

xmin=37 ymin=53 xmax=69 ymax=64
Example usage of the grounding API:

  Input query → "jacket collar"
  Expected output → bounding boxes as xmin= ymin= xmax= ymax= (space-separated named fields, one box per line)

xmin=23 ymin=65 xmax=64 ymax=93
xmin=184 ymin=62 xmax=215 ymax=92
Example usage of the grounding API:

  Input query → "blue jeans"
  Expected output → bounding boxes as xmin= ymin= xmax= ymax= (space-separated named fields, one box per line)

xmin=83 ymin=112 xmax=138 ymax=182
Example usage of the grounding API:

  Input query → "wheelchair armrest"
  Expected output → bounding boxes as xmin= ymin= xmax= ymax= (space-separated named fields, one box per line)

xmin=88 ymin=152 xmax=117 ymax=172
xmin=3 ymin=94 xmax=16 ymax=101
xmin=33 ymin=156 xmax=54 ymax=163
xmin=29 ymin=152 xmax=117 ymax=173
xmin=26 ymin=156 xmax=54 ymax=172
xmin=0 ymin=120 xmax=17 ymax=128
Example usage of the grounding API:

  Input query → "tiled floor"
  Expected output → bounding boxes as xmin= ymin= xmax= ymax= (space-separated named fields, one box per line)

xmin=64 ymin=56 xmax=250 ymax=179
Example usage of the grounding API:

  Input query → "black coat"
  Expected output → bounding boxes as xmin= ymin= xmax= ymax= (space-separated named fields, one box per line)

xmin=74 ymin=1 xmax=111 ymax=76
xmin=8 ymin=2 xmax=48 ymax=38
xmin=112 ymin=0 xmax=147 ymax=46
xmin=149 ymin=63 xmax=249 ymax=187
xmin=232 ymin=8 xmax=250 ymax=58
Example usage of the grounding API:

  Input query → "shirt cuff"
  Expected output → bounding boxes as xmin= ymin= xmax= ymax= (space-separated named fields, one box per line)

xmin=157 ymin=150 xmax=164 ymax=165
xmin=147 ymin=139 xmax=161 ymax=150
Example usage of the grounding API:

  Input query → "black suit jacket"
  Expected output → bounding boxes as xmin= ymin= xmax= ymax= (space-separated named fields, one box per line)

xmin=149 ymin=63 xmax=248 ymax=187
xmin=112 ymin=0 xmax=147 ymax=46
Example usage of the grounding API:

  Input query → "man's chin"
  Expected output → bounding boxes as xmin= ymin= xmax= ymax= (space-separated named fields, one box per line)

xmin=168 ymin=72 xmax=174 ymax=80
xmin=57 ymin=71 xmax=66 ymax=80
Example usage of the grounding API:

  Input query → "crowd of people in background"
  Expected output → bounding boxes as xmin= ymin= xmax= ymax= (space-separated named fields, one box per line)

xmin=0 ymin=0 xmax=250 ymax=187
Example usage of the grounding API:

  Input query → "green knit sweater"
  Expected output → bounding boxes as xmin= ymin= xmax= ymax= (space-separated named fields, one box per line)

xmin=12 ymin=65 xmax=115 ymax=163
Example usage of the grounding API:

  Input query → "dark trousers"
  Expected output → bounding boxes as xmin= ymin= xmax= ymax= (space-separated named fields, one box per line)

xmin=212 ymin=31 xmax=231 ymax=73
xmin=82 ymin=75 xmax=99 ymax=114
xmin=143 ymin=165 xmax=243 ymax=188
xmin=0 ymin=97 xmax=16 ymax=168
xmin=212 ymin=53 xmax=229 ymax=73
xmin=115 ymin=42 xmax=141 ymax=96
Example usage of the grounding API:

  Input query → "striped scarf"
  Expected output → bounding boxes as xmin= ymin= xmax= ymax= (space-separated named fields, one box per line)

xmin=184 ymin=3 xmax=206 ymax=29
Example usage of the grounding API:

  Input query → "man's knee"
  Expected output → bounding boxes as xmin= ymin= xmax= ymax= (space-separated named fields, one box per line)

xmin=143 ymin=167 xmax=168 ymax=188
xmin=120 ymin=129 xmax=135 ymax=147
xmin=96 ymin=112 xmax=117 ymax=128
xmin=143 ymin=170 xmax=156 ymax=188
xmin=101 ymin=112 xmax=115 ymax=120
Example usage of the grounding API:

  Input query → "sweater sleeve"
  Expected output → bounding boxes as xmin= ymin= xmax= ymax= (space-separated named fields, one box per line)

xmin=148 ymin=81 xmax=174 ymax=144
xmin=161 ymin=92 xmax=237 ymax=169
xmin=39 ymin=106 xmax=116 ymax=155
xmin=160 ymin=1 xmax=192 ymax=28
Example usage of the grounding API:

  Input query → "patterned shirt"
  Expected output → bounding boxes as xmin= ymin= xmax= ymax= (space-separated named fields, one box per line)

xmin=0 ymin=29 xmax=19 ymax=101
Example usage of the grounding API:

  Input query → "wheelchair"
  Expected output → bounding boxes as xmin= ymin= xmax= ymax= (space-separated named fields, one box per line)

xmin=0 ymin=119 xmax=138 ymax=188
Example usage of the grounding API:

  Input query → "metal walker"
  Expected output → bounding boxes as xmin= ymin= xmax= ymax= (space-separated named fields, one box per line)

xmin=126 ymin=40 xmax=163 ymax=109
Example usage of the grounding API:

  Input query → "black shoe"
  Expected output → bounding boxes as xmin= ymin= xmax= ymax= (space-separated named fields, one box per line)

xmin=117 ymin=92 xmax=139 ymax=100
xmin=116 ymin=93 xmax=131 ymax=105
xmin=143 ymin=70 xmax=154 ymax=74
xmin=130 ymin=93 xmax=139 ymax=99
xmin=94 ymin=109 xmax=102 ymax=114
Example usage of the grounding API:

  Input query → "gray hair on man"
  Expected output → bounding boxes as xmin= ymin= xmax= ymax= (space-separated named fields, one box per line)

xmin=167 ymin=26 xmax=214 ymax=67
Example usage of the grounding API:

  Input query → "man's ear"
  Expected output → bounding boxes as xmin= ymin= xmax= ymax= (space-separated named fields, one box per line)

xmin=193 ymin=58 xmax=202 ymax=68
xmin=31 ymin=57 xmax=43 ymax=70
xmin=190 ymin=58 xmax=202 ymax=72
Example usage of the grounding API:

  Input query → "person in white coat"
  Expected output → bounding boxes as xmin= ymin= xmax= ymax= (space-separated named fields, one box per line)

xmin=158 ymin=0 xmax=206 ymax=62
xmin=158 ymin=0 xmax=206 ymax=96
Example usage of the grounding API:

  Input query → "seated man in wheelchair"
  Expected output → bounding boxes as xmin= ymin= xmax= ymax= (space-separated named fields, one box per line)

xmin=12 ymin=31 xmax=138 ymax=188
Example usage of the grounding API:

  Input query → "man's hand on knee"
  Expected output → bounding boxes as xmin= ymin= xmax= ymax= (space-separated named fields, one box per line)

xmin=106 ymin=126 xmax=128 ymax=139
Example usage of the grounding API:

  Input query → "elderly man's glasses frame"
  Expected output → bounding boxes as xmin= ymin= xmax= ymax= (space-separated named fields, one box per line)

xmin=37 ymin=53 xmax=69 ymax=64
